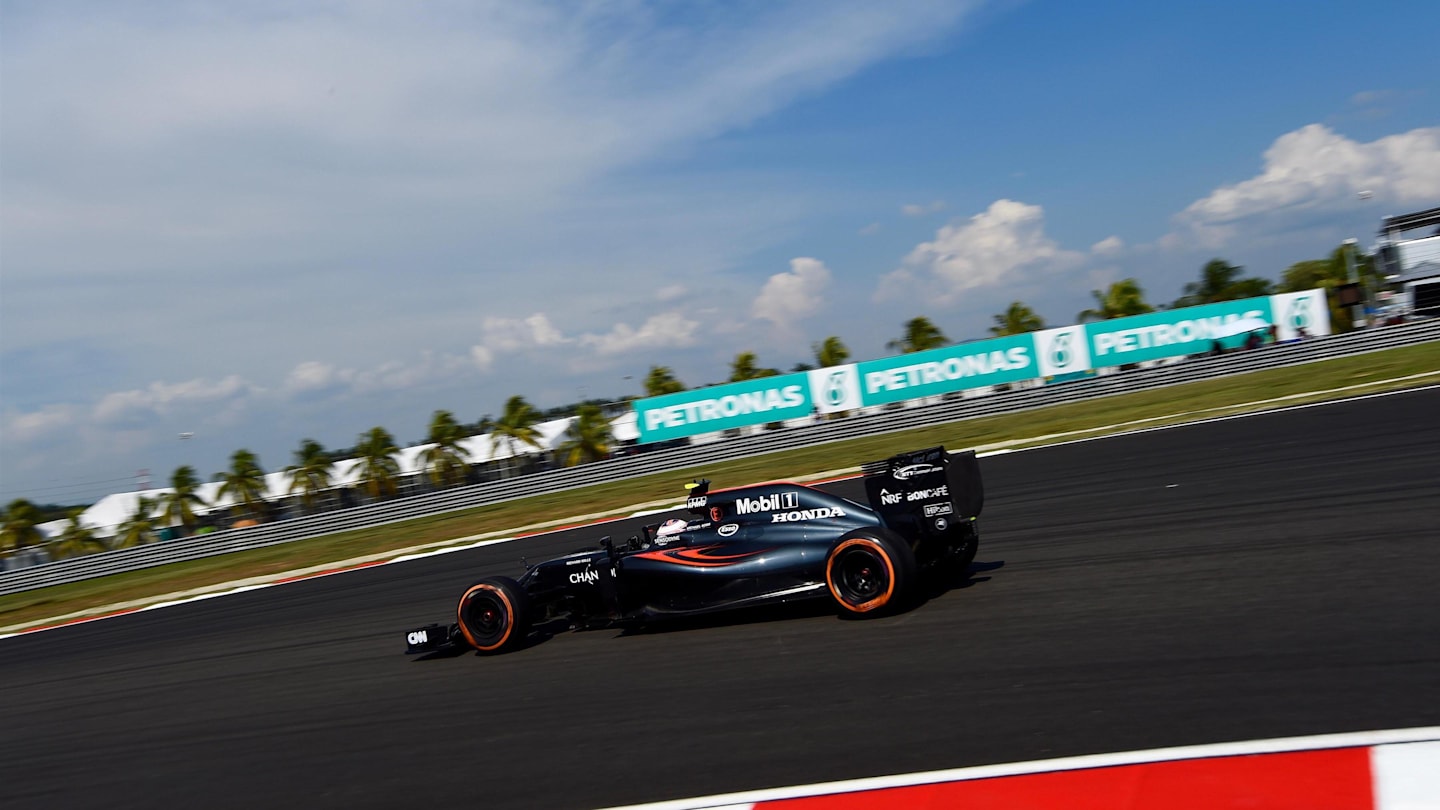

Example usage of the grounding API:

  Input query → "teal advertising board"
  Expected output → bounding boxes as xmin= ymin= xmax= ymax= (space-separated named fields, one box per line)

xmin=629 ymin=291 xmax=1330 ymax=444
xmin=855 ymin=332 xmax=1037 ymax=406
xmin=1084 ymin=298 xmax=1271 ymax=366
xmin=633 ymin=373 xmax=813 ymax=443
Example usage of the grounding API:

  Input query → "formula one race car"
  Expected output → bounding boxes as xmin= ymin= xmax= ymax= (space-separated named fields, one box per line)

xmin=404 ymin=446 xmax=983 ymax=655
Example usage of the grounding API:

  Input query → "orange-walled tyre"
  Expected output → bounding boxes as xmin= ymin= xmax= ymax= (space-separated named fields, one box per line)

xmin=456 ymin=576 xmax=531 ymax=654
xmin=825 ymin=528 xmax=917 ymax=616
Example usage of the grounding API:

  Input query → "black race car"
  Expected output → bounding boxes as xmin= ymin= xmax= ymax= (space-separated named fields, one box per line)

xmin=404 ymin=445 xmax=983 ymax=655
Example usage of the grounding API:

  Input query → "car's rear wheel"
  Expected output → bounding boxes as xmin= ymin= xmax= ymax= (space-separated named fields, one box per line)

xmin=456 ymin=576 xmax=531 ymax=654
xmin=825 ymin=528 xmax=917 ymax=616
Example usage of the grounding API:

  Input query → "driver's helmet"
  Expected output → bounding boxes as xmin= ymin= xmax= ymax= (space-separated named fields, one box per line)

xmin=654 ymin=518 xmax=687 ymax=546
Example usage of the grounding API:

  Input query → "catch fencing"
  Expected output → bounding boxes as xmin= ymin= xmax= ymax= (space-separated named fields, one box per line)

xmin=3 ymin=319 xmax=1437 ymax=596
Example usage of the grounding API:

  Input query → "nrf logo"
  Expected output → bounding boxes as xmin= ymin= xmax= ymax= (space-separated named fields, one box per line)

xmin=736 ymin=492 xmax=800 ymax=515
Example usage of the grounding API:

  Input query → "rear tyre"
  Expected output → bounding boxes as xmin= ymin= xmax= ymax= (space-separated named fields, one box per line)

xmin=456 ymin=576 xmax=531 ymax=654
xmin=825 ymin=528 xmax=917 ymax=616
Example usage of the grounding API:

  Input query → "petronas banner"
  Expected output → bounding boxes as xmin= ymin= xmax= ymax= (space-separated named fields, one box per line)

xmin=635 ymin=374 xmax=813 ymax=443
xmin=631 ymin=290 xmax=1330 ymax=444
xmin=854 ymin=332 xmax=1036 ymax=406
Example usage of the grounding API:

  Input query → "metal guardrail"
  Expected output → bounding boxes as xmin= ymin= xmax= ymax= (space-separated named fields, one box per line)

xmin=4 ymin=319 xmax=1437 ymax=596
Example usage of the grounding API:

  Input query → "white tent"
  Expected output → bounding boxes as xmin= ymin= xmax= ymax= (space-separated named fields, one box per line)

xmin=66 ymin=412 xmax=640 ymax=534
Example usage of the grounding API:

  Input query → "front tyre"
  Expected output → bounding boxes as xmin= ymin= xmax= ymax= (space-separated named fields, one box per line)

xmin=825 ymin=528 xmax=917 ymax=616
xmin=456 ymin=576 xmax=531 ymax=654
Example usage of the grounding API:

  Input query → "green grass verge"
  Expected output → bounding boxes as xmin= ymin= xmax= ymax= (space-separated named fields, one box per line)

xmin=4 ymin=341 xmax=1438 ymax=632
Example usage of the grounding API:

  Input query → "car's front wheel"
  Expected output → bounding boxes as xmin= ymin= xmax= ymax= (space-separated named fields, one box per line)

xmin=825 ymin=528 xmax=917 ymax=616
xmin=456 ymin=576 xmax=531 ymax=654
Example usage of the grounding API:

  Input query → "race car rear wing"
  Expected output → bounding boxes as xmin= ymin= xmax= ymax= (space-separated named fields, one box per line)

xmin=860 ymin=446 xmax=983 ymax=538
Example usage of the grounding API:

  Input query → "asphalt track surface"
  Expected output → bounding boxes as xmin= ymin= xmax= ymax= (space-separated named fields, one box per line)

xmin=3 ymin=389 xmax=1439 ymax=810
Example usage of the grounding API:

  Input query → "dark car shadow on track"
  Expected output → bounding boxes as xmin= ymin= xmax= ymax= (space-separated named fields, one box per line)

xmin=613 ymin=599 xmax=839 ymax=638
xmin=409 ymin=645 xmax=474 ymax=662
xmin=880 ymin=558 xmax=1005 ymax=614
xmin=618 ymin=558 xmax=1007 ymax=635
xmin=411 ymin=560 xmax=1007 ymax=658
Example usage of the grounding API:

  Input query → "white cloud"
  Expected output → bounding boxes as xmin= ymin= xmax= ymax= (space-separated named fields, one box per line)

xmin=581 ymin=312 xmax=700 ymax=356
xmin=901 ymin=200 xmax=946 ymax=216
xmin=347 ymin=352 xmax=472 ymax=393
xmin=3 ymin=404 xmax=83 ymax=446
xmin=469 ymin=345 xmax=496 ymax=372
xmin=481 ymin=313 xmax=572 ymax=352
xmin=878 ymin=199 xmax=1081 ymax=304
xmin=1170 ymin=124 xmax=1440 ymax=247
xmin=284 ymin=361 xmax=347 ymax=395
xmin=283 ymin=353 xmax=475 ymax=399
xmin=858 ymin=222 xmax=882 ymax=236
xmin=1091 ymin=235 xmax=1125 ymax=256
xmin=656 ymin=284 xmax=688 ymax=302
xmin=474 ymin=308 xmax=702 ymax=359
xmin=93 ymin=376 xmax=255 ymax=428
xmin=752 ymin=257 xmax=832 ymax=325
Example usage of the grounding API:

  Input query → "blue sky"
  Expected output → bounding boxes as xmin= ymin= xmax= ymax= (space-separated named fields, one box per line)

xmin=2 ymin=0 xmax=1437 ymax=505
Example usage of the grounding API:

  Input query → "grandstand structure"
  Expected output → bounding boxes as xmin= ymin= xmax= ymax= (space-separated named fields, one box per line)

xmin=1377 ymin=206 xmax=1440 ymax=318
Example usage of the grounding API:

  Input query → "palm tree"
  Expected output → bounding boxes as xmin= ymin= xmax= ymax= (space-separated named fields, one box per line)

xmin=886 ymin=317 xmax=948 ymax=354
xmin=558 ymin=404 xmax=613 ymax=467
xmin=159 ymin=465 xmax=207 ymax=537
xmin=1280 ymin=244 xmax=1379 ymax=333
xmin=285 ymin=439 xmax=335 ymax=514
xmin=420 ymin=410 xmax=471 ymax=489
xmin=354 ymin=427 xmax=402 ymax=500
xmin=51 ymin=510 xmax=107 ymax=559
xmin=1 ymin=498 xmax=45 ymax=558
xmin=489 ymin=396 xmax=543 ymax=478
xmin=1078 ymin=279 xmax=1155 ymax=322
xmin=813 ymin=336 xmax=850 ymax=368
xmin=1173 ymin=259 xmax=1273 ymax=308
xmin=113 ymin=496 xmax=159 ymax=549
xmin=729 ymin=351 xmax=779 ymax=382
xmin=215 ymin=449 xmax=268 ymax=523
xmin=989 ymin=301 xmax=1045 ymax=336
xmin=643 ymin=366 xmax=685 ymax=397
